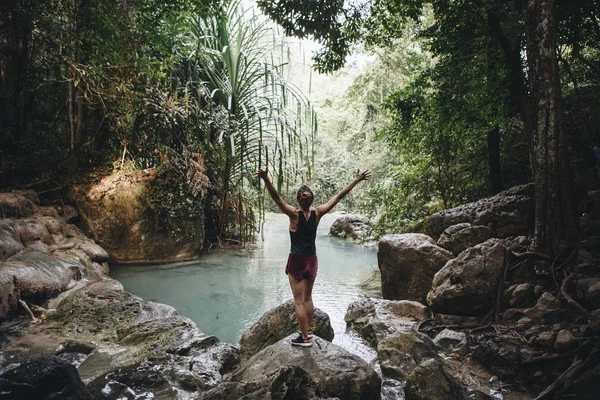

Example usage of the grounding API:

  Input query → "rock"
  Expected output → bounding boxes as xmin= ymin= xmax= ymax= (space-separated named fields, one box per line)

xmin=378 ymin=234 xmax=453 ymax=302
xmin=0 ymin=276 xmax=18 ymax=321
xmin=410 ymin=183 xmax=534 ymax=240
xmin=60 ymin=205 xmax=80 ymax=223
xmin=427 ymin=239 xmax=506 ymax=315
xmin=239 ymin=299 xmax=334 ymax=362
xmin=0 ymin=190 xmax=39 ymax=218
xmin=524 ymin=292 xmax=563 ymax=323
xmin=14 ymin=219 xmax=53 ymax=246
xmin=69 ymin=168 xmax=206 ymax=263
xmin=433 ymin=329 xmax=468 ymax=356
xmin=38 ymin=216 xmax=63 ymax=235
xmin=234 ymin=334 xmax=381 ymax=400
xmin=436 ymin=223 xmax=493 ymax=255
xmin=1 ymin=250 xmax=82 ymax=301
xmin=554 ymin=329 xmax=575 ymax=351
xmin=507 ymin=283 xmax=533 ymax=307
xmin=345 ymin=298 xmax=430 ymax=348
xmin=532 ymin=331 xmax=555 ymax=347
xmin=330 ymin=214 xmax=372 ymax=242
xmin=473 ymin=335 xmax=522 ymax=379
xmin=0 ymin=355 xmax=94 ymax=400
xmin=377 ymin=330 xmax=438 ymax=380
xmin=0 ymin=223 xmax=24 ymax=261
xmin=404 ymin=358 xmax=493 ymax=400
xmin=77 ymin=240 xmax=110 ymax=262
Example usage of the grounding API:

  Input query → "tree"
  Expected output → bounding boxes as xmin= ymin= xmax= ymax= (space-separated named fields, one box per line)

xmin=259 ymin=0 xmax=587 ymax=255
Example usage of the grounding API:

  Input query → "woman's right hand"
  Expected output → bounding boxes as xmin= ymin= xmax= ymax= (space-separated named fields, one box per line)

xmin=354 ymin=169 xmax=372 ymax=182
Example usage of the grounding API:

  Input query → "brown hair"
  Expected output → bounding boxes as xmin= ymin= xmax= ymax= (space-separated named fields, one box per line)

xmin=296 ymin=185 xmax=314 ymax=206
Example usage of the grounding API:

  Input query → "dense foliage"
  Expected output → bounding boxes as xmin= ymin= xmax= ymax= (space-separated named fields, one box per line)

xmin=0 ymin=0 xmax=315 ymax=241
xmin=260 ymin=0 xmax=600 ymax=253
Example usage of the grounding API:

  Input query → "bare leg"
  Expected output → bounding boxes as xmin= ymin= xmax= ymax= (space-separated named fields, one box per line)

xmin=288 ymin=275 xmax=309 ymax=339
xmin=302 ymin=279 xmax=315 ymax=333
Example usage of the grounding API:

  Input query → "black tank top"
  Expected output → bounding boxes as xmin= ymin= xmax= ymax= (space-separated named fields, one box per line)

xmin=290 ymin=209 xmax=317 ymax=255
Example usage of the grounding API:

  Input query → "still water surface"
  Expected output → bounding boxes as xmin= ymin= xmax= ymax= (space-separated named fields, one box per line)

xmin=111 ymin=212 xmax=381 ymax=358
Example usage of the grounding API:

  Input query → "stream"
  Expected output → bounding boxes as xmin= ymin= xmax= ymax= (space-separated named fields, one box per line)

xmin=111 ymin=212 xmax=382 ymax=361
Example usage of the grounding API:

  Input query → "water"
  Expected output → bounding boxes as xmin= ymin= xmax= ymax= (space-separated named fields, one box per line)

xmin=110 ymin=212 xmax=381 ymax=359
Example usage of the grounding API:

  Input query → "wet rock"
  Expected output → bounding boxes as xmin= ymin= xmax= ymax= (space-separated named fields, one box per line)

xmin=25 ymin=241 xmax=51 ymax=254
xmin=14 ymin=219 xmax=53 ymax=246
xmin=473 ymin=335 xmax=522 ymax=379
xmin=330 ymin=214 xmax=372 ymax=242
xmin=377 ymin=330 xmax=438 ymax=380
xmin=38 ymin=216 xmax=63 ymax=235
xmin=239 ymin=299 xmax=334 ymax=362
xmin=78 ymin=240 xmax=110 ymax=262
xmin=404 ymin=358 xmax=494 ymax=400
xmin=0 ymin=190 xmax=39 ymax=218
xmin=201 ymin=381 xmax=267 ymax=400
xmin=0 ymin=223 xmax=24 ymax=261
xmin=378 ymin=233 xmax=453 ymax=302
xmin=433 ymin=329 xmax=468 ymax=356
xmin=437 ymin=223 xmax=493 ymax=255
xmin=410 ymin=183 xmax=534 ymax=240
xmin=0 ymin=276 xmax=18 ymax=321
xmin=345 ymin=298 xmax=430 ymax=348
xmin=234 ymin=334 xmax=381 ymax=400
xmin=0 ymin=355 xmax=94 ymax=400
xmin=427 ymin=239 xmax=506 ymax=315
xmin=1 ymin=250 xmax=82 ymax=301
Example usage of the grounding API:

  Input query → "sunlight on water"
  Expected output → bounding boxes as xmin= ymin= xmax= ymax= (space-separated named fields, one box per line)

xmin=111 ymin=212 xmax=381 ymax=360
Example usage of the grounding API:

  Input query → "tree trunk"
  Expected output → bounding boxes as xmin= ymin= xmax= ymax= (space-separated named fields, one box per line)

xmin=487 ymin=125 xmax=502 ymax=194
xmin=525 ymin=0 xmax=577 ymax=256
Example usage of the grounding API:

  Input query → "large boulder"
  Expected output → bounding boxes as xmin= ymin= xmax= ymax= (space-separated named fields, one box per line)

xmin=0 ymin=276 xmax=18 ymax=321
xmin=411 ymin=183 xmax=534 ymax=240
xmin=0 ymin=356 xmax=94 ymax=400
xmin=0 ymin=223 xmax=24 ymax=261
xmin=69 ymin=168 xmax=206 ymax=264
xmin=239 ymin=299 xmax=334 ymax=362
xmin=330 ymin=214 xmax=372 ymax=242
xmin=0 ymin=250 xmax=82 ymax=302
xmin=436 ymin=223 xmax=494 ymax=255
xmin=427 ymin=238 xmax=507 ymax=315
xmin=378 ymin=234 xmax=454 ymax=302
xmin=234 ymin=334 xmax=381 ymax=400
xmin=345 ymin=298 xmax=430 ymax=348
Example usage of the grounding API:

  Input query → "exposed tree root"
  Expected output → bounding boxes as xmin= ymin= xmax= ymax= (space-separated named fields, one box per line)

xmin=560 ymin=272 xmax=589 ymax=317
xmin=534 ymin=350 xmax=598 ymax=400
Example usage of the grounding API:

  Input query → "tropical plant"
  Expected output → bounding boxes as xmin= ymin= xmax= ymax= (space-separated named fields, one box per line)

xmin=185 ymin=0 xmax=316 ymax=238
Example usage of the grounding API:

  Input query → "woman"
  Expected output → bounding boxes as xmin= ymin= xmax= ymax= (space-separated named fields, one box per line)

xmin=257 ymin=168 xmax=371 ymax=346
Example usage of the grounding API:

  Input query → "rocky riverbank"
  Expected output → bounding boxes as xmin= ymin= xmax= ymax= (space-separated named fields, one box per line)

xmin=343 ymin=183 xmax=600 ymax=399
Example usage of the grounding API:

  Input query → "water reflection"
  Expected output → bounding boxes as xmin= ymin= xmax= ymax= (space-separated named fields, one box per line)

xmin=111 ymin=212 xmax=381 ymax=359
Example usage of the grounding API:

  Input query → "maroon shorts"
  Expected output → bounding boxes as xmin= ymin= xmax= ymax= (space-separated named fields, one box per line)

xmin=285 ymin=253 xmax=318 ymax=281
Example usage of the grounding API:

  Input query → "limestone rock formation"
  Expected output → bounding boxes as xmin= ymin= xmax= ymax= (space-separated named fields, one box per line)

xmin=378 ymin=233 xmax=453 ymax=302
xmin=239 ymin=299 xmax=334 ymax=362
xmin=411 ymin=183 xmax=534 ymax=240
xmin=345 ymin=298 xmax=430 ymax=348
xmin=233 ymin=334 xmax=381 ymax=400
xmin=330 ymin=213 xmax=372 ymax=242
xmin=69 ymin=168 xmax=205 ymax=264
xmin=436 ymin=223 xmax=494 ymax=255
xmin=427 ymin=238 xmax=507 ymax=315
